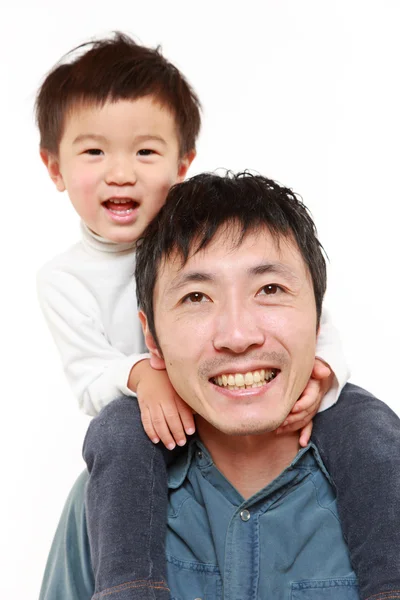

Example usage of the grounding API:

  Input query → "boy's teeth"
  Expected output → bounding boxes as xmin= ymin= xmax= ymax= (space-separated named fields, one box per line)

xmin=108 ymin=208 xmax=134 ymax=215
xmin=105 ymin=199 xmax=136 ymax=212
xmin=213 ymin=368 xmax=277 ymax=389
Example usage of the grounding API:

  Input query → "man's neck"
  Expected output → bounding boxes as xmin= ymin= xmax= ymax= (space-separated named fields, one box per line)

xmin=197 ymin=418 xmax=301 ymax=499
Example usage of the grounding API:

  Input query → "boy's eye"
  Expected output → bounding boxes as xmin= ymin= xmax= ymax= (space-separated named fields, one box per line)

xmin=138 ymin=149 xmax=156 ymax=156
xmin=182 ymin=292 xmax=210 ymax=304
xmin=84 ymin=148 xmax=103 ymax=156
xmin=258 ymin=284 xmax=283 ymax=296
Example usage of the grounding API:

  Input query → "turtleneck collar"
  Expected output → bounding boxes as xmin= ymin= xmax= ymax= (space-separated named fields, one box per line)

xmin=80 ymin=222 xmax=137 ymax=254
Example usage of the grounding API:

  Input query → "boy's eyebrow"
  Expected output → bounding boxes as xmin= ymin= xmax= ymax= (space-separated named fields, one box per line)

xmin=72 ymin=133 xmax=167 ymax=146
xmin=134 ymin=134 xmax=167 ymax=146
xmin=73 ymin=133 xmax=107 ymax=145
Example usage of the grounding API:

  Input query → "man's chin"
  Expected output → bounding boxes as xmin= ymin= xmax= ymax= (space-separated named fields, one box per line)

xmin=207 ymin=416 xmax=284 ymax=437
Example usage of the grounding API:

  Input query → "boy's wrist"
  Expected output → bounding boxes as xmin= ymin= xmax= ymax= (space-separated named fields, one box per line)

xmin=128 ymin=358 xmax=151 ymax=393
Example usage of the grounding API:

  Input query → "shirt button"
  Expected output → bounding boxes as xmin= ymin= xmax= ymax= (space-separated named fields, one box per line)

xmin=240 ymin=509 xmax=251 ymax=521
xmin=197 ymin=450 xmax=203 ymax=459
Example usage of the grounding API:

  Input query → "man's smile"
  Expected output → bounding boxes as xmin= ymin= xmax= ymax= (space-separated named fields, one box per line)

xmin=211 ymin=368 xmax=278 ymax=390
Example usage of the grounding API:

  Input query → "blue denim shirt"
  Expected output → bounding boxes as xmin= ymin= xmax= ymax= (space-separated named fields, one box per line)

xmin=40 ymin=442 xmax=359 ymax=600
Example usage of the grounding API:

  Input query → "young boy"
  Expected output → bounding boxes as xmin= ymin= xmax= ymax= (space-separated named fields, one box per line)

xmin=37 ymin=33 xmax=356 ymax=599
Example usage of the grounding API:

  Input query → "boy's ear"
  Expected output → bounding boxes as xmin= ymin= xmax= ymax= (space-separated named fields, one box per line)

xmin=177 ymin=149 xmax=196 ymax=182
xmin=40 ymin=149 xmax=66 ymax=192
xmin=139 ymin=310 xmax=166 ymax=370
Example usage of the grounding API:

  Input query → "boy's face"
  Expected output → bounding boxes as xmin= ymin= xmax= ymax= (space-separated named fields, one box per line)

xmin=41 ymin=97 xmax=194 ymax=243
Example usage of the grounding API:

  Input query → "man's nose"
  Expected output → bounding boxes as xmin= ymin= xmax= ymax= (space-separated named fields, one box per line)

xmin=105 ymin=156 xmax=137 ymax=186
xmin=213 ymin=304 xmax=265 ymax=354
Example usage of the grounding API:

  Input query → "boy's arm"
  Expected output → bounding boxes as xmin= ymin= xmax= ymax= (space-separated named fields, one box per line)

xmin=312 ymin=384 xmax=400 ymax=600
xmin=37 ymin=268 xmax=148 ymax=415
xmin=39 ymin=471 xmax=94 ymax=600
xmin=315 ymin=307 xmax=350 ymax=411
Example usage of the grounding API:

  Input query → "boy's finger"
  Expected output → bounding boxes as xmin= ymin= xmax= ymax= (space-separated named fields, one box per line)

xmin=299 ymin=421 xmax=313 ymax=447
xmin=181 ymin=412 xmax=196 ymax=436
xmin=291 ymin=392 xmax=320 ymax=413
xmin=161 ymin=404 xmax=187 ymax=446
xmin=140 ymin=406 xmax=160 ymax=444
xmin=312 ymin=359 xmax=332 ymax=380
xmin=292 ymin=379 xmax=320 ymax=412
xmin=282 ymin=405 xmax=316 ymax=426
xmin=174 ymin=397 xmax=196 ymax=435
xmin=151 ymin=406 xmax=177 ymax=450
xmin=276 ymin=415 xmax=313 ymax=435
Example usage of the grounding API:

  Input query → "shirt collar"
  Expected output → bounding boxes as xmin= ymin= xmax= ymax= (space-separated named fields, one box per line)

xmin=80 ymin=221 xmax=137 ymax=254
xmin=167 ymin=438 xmax=331 ymax=491
xmin=168 ymin=437 xmax=201 ymax=489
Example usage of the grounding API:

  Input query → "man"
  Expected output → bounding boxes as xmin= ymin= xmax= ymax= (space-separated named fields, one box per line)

xmin=40 ymin=172 xmax=400 ymax=600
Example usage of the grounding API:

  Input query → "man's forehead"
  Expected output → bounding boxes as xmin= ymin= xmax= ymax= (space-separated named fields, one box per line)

xmin=157 ymin=226 xmax=308 ymax=289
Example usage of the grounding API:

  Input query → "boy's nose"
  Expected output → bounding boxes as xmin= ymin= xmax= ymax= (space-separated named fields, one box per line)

xmin=213 ymin=305 xmax=265 ymax=354
xmin=105 ymin=158 xmax=137 ymax=186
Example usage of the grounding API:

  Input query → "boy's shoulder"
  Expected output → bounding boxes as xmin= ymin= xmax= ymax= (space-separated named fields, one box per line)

xmin=37 ymin=229 xmax=138 ymax=305
xmin=37 ymin=239 xmax=90 ymax=290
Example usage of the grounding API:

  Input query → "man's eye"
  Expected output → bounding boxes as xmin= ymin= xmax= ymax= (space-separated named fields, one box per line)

xmin=182 ymin=292 xmax=209 ymax=304
xmin=258 ymin=284 xmax=282 ymax=296
xmin=84 ymin=148 xmax=103 ymax=156
xmin=138 ymin=149 xmax=155 ymax=156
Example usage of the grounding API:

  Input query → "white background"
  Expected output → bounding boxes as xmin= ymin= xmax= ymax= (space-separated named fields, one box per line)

xmin=1 ymin=1 xmax=400 ymax=597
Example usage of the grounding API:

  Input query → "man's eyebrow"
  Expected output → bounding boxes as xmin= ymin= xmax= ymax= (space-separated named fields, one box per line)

xmin=166 ymin=271 xmax=215 ymax=296
xmin=73 ymin=133 xmax=107 ymax=145
xmin=166 ymin=263 xmax=300 ymax=296
xmin=250 ymin=262 xmax=301 ymax=284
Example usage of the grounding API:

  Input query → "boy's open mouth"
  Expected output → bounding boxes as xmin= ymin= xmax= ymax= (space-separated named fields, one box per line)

xmin=211 ymin=368 xmax=278 ymax=390
xmin=103 ymin=198 xmax=139 ymax=215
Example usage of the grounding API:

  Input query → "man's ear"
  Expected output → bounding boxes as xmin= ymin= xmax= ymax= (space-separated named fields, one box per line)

xmin=40 ymin=149 xmax=66 ymax=192
xmin=139 ymin=310 xmax=166 ymax=370
xmin=177 ymin=149 xmax=196 ymax=182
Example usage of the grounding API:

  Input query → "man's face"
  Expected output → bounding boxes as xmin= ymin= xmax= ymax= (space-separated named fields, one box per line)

xmin=41 ymin=97 xmax=193 ymax=244
xmin=148 ymin=227 xmax=318 ymax=436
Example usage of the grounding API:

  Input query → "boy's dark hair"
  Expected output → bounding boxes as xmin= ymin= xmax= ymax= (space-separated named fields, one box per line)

xmin=136 ymin=171 xmax=327 ymax=346
xmin=36 ymin=32 xmax=201 ymax=157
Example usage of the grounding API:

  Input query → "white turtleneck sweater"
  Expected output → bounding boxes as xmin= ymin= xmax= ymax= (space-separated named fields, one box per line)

xmin=37 ymin=223 xmax=349 ymax=416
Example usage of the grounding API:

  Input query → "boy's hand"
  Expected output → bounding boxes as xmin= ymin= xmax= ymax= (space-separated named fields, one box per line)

xmin=276 ymin=359 xmax=334 ymax=448
xmin=129 ymin=360 xmax=195 ymax=449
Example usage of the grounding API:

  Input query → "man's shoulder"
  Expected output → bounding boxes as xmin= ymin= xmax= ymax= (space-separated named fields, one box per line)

xmin=62 ymin=470 xmax=89 ymax=522
xmin=47 ymin=470 xmax=90 ymax=566
xmin=39 ymin=470 xmax=93 ymax=600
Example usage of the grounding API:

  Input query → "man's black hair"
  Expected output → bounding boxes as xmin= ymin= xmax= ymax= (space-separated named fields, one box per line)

xmin=136 ymin=171 xmax=327 ymax=346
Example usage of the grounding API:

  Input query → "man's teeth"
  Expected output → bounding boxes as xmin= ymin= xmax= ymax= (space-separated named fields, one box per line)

xmin=212 ymin=369 xmax=277 ymax=390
